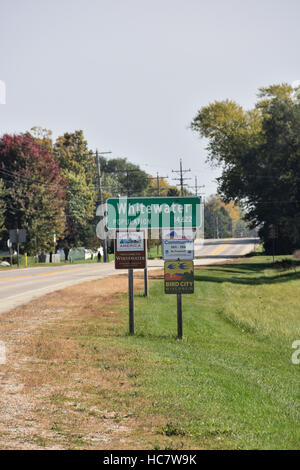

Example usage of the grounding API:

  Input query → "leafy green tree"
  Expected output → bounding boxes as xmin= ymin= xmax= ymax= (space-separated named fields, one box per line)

xmin=204 ymin=196 xmax=232 ymax=239
xmin=191 ymin=83 xmax=300 ymax=253
xmin=54 ymin=131 xmax=97 ymax=253
xmin=101 ymin=158 xmax=149 ymax=197
xmin=0 ymin=133 xmax=66 ymax=253
xmin=167 ymin=187 xmax=180 ymax=197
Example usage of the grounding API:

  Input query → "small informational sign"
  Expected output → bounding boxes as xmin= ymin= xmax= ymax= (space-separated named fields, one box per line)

xmin=164 ymin=260 xmax=194 ymax=294
xmin=117 ymin=231 xmax=144 ymax=251
xmin=163 ymin=239 xmax=194 ymax=261
xmin=9 ymin=229 xmax=26 ymax=244
xmin=115 ymin=230 xmax=146 ymax=269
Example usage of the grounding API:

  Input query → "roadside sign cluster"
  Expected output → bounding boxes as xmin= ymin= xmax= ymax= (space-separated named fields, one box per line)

xmin=109 ymin=196 xmax=200 ymax=339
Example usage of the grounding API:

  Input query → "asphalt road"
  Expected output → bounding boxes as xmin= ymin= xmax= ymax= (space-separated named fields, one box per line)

xmin=0 ymin=238 xmax=258 ymax=315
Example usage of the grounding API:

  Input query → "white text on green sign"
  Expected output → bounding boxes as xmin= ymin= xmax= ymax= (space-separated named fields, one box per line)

xmin=106 ymin=197 xmax=201 ymax=229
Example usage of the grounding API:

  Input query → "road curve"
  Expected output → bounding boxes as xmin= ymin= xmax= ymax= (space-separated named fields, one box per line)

xmin=0 ymin=238 xmax=258 ymax=315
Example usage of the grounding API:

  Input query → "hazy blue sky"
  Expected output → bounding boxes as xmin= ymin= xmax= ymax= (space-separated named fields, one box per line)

xmin=1 ymin=0 xmax=300 ymax=195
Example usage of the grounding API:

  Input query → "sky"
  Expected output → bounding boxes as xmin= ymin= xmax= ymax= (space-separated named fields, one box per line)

xmin=1 ymin=0 xmax=300 ymax=196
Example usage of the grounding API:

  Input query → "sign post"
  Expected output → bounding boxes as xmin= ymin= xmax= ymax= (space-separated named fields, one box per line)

xmin=269 ymin=224 xmax=278 ymax=263
xmin=177 ymin=294 xmax=183 ymax=340
xmin=128 ymin=269 xmax=134 ymax=334
xmin=144 ymin=267 xmax=148 ymax=297
xmin=108 ymin=197 xmax=201 ymax=338
xmin=115 ymin=230 xmax=146 ymax=334
xmin=164 ymin=259 xmax=194 ymax=339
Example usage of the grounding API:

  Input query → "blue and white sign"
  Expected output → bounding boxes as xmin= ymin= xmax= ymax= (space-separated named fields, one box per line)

xmin=162 ymin=239 xmax=194 ymax=261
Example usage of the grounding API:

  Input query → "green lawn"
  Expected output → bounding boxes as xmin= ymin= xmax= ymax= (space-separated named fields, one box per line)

xmin=99 ymin=256 xmax=300 ymax=449
xmin=148 ymin=243 xmax=162 ymax=259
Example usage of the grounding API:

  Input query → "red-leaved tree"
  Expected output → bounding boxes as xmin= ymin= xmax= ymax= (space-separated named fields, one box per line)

xmin=0 ymin=133 xmax=66 ymax=252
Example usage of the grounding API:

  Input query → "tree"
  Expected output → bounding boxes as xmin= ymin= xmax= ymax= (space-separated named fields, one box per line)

xmin=204 ymin=196 xmax=232 ymax=239
xmin=30 ymin=126 xmax=53 ymax=150
xmin=167 ymin=187 xmax=180 ymax=196
xmin=191 ymin=83 xmax=300 ymax=253
xmin=101 ymin=158 xmax=149 ymax=197
xmin=54 ymin=130 xmax=97 ymax=254
xmin=0 ymin=178 xmax=6 ymax=233
xmin=0 ymin=133 xmax=66 ymax=252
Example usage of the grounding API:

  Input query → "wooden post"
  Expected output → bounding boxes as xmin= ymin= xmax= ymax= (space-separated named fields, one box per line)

xmin=144 ymin=268 xmax=148 ymax=297
xmin=177 ymin=293 xmax=183 ymax=339
xmin=128 ymin=269 xmax=134 ymax=334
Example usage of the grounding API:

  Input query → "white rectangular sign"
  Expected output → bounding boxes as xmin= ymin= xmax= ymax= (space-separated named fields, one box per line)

xmin=116 ymin=231 xmax=145 ymax=252
xmin=162 ymin=239 xmax=194 ymax=261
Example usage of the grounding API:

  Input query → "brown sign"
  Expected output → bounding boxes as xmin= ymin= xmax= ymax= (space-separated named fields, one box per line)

xmin=115 ymin=230 xmax=147 ymax=269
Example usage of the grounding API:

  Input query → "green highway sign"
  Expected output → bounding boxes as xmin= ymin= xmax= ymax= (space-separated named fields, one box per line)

xmin=106 ymin=197 xmax=202 ymax=230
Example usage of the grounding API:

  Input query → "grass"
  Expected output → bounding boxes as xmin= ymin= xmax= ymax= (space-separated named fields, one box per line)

xmin=106 ymin=256 xmax=300 ymax=449
xmin=2 ymin=256 xmax=299 ymax=449
xmin=148 ymin=244 xmax=162 ymax=259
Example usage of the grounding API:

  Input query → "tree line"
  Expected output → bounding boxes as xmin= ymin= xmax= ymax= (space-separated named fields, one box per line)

xmin=0 ymin=127 xmax=255 ymax=257
xmin=191 ymin=83 xmax=300 ymax=254
xmin=0 ymin=128 xmax=181 ymax=255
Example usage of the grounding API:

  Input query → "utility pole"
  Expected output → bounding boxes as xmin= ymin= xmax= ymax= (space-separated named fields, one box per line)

xmin=189 ymin=176 xmax=205 ymax=196
xmin=95 ymin=149 xmax=111 ymax=263
xmin=172 ymin=158 xmax=191 ymax=196
xmin=156 ymin=173 xmax=169 ymax=196
xmin=147 ymin=174 xmax=169 ymax=196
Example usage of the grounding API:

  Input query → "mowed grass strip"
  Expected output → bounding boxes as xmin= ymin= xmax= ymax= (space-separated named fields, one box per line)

xmin=111 ymin=257 xmax=300 ymax=449
xmin=2 ymin=258 xmax=299 ymax=449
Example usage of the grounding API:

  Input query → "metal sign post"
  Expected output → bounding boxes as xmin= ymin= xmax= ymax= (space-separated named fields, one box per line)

xmin=177 ymin=294 xmax=183 ymax=340
xmin=128 ymin=269 xmax=134 ymax=334
xmin=115 ymin=230 xmax=146 ymax=334
xmin=17 ymin=233 xmax=20 ymax=267
xmin=144 ymin=267 xmax=148 ymax=297
xmin=164 ymin=260 xmax=194 ymax=339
